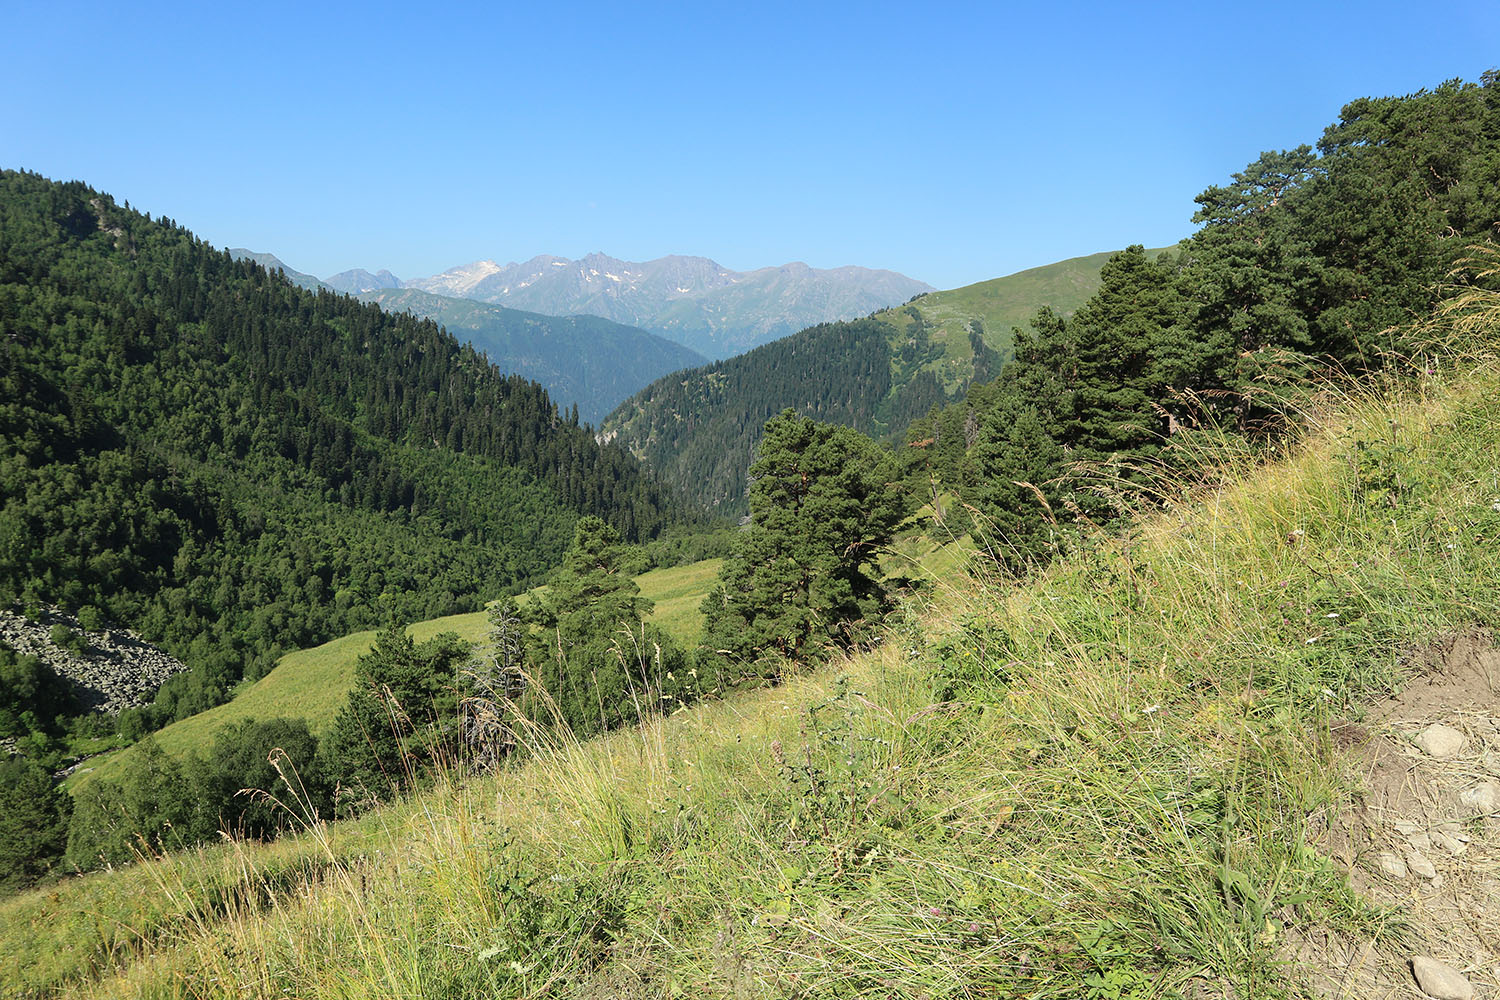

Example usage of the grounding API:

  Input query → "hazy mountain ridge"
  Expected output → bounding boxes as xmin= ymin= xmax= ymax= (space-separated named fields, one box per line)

xmin=226 ymin=248 xmax=327 ymax=291
xmin=400 ymin=251 xmax=933 ymax=358
xmin=325 ymin=267 xmax=401 ymax=294
xmin=358 ymin=287 xmax=705 ymax=423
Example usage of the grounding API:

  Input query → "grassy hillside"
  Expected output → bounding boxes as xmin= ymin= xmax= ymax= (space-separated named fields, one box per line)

xmin=12 ymin=335 xmax=1500 ymax=996
xmin=880 ymin=247 xmax=1172 ymax=395
xmin=67 ymin=558 xmax=726 ymax=793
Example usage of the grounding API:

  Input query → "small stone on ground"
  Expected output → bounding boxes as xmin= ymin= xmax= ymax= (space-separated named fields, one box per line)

xmin=1410 ymin=955 xmax=1474 ymax=999
xmin=1459 ymin=780 xmax=1500 ymax=815
xmin=1416 ymin=724 xmax=1466 ymax=758
xmin=1404 ymin=848 xmax=1438 ymax=880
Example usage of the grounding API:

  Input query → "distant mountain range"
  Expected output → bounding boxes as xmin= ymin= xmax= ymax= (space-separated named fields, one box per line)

xmin=234 ymin=245 xmax=932 ymax=365
xmin=333 ymin=252 xmax=933 ymax=359
xmin=326 ymin=267 xmax=400 ymax=294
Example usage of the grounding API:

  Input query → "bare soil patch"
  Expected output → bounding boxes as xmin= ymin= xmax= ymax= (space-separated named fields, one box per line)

xmin=1293 ymin=628 xmax=1500 ymax=997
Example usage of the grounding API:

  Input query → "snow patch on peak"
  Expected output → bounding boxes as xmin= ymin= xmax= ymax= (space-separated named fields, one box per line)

xmin=412 ymin=259 xmax=505 ymax=297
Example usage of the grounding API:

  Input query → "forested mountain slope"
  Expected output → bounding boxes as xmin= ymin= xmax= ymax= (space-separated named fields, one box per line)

xmin=0 ymin=171 xmax=690 ymax=725
xmin=599 ymin=251 xmax=1136 ymax=514
xmin=357 ymin=287 xmax=705 ymax=423
xmin=600 ymin=319 xmax=896 ymax=512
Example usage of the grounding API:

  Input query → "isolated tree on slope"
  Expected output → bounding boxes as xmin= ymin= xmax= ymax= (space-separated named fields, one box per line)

xmin=701 ymin=410 xmax=908 ymax=679
xmin=318 ymin=623 xmax=470 ymax=815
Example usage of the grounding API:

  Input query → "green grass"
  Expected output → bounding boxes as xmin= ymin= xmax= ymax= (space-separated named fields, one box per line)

xmin=15 ymin=347 xmax=1500 ymax=997
xmin=879 ymin=247 xmax=1175 ymax=395
xmin=639 ymin=557 xmax=722 ymax=644
xmin=69 ymin=559 xmax=722 ymax=794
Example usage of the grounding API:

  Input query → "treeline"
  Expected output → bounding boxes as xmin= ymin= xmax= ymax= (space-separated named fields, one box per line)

xmin=0 ymin=170 xmax=692 ymax=745
xmin=905 ymin=75 xmax=1500 ymax=570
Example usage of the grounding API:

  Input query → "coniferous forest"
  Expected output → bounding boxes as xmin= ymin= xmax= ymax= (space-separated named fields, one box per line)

xmin=0 ymin=169 xmax=691 ymax=735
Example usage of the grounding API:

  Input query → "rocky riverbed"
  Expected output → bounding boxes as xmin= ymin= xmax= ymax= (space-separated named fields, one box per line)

xmin=0 ymin=606 xmax=188 ymax=713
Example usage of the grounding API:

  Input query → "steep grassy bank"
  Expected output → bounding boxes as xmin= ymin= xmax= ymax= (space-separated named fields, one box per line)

xmin=9 ymin=352 xmax=1500 ymax=997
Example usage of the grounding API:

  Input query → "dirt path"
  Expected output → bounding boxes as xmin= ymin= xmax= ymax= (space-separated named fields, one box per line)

xmin=1293 ymin=629 xmax=1500 ymax=998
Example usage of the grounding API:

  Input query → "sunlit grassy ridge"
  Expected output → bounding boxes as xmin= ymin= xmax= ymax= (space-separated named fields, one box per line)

xmin=11 ymin=351 xmax=1500 ymax=997
xmin=877 ymin=247 xmax=1173 ymax=394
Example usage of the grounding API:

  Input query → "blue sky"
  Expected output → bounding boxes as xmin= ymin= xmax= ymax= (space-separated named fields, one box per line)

xmin=6 ymin=1 xmax=1497 ymax=289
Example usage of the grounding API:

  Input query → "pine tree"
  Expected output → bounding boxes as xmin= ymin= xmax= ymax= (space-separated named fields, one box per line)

xmin=701 ymin=411 xmax=909 ymax=677
xmin=0 ymin=756 xmax=71 ymax=890
xmin=318 ymin=624 xmax=470 ymax=815
xmin=972 ymin=407 xmax=1064 ymax=573
xmin=522 ymin=517 xmax=686 ymax=737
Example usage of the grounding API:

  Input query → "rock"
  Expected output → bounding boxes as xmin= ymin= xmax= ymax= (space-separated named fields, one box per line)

xmin=1415 ymin=724 xmax=1466 ymax=759
xmin=0 ymin=606 xmax=187 ymax=714
xmin=1405 ymin=848 xmax=1438 ymax=880
xmin=1482 ymin=750 xmax=1500 ymax=776
xmin=1378 ymin=852 xmax=1410 ymax=878
xmin=1432 ymin=825 xmax=1469 ymax=856
xmin=1410 ymin=955 xmax=1473 ymax=999
xmin=1459 ymin=780 xmax=1500 ymax=815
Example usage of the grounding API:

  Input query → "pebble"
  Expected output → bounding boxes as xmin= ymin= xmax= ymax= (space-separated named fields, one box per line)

xmin=1378 ymin=852 xmax=1410 ymax=879
xmin=1415 ymin=724 xmax=1466 ymax=759
xmin=1481 ymin=750 xmax=1500 ymax=776
xmin=1432 ymin=825 xmax=1469 ymax=856
xmin=1459 ymin=780 xmax=1500 ymax=815
xmin=1404 ymin=848 xmax=1438 ymax=880
xmin=1410 ymin=955 xmax=1474 ymax=1000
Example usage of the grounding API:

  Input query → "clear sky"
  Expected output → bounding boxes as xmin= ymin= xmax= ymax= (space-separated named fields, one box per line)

xmin=6 ymin=1 xmax=1497 ymax=290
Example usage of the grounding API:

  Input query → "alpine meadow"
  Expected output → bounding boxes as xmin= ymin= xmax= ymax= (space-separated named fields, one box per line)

xmin=5 ymin=29 xmax=1500 ymax=1000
